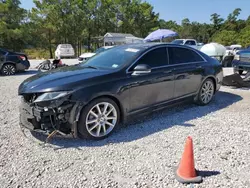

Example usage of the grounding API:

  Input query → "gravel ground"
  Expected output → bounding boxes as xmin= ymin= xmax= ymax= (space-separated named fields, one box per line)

xmin=0 ymin=60 xmax=250 ymax=188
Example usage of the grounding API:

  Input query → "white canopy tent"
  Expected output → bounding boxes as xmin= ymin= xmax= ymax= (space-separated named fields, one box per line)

xmin=103 ymin=33 xmax=144 ymax=46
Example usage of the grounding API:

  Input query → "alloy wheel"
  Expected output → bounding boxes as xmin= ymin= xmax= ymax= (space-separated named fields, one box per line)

xmin=86 ymin=102 xmax=117 ymax=138
xmin=200 ymin=80 xmax=214 ymax=104
xmin=2 ymin=64 xmax=16 ymax=75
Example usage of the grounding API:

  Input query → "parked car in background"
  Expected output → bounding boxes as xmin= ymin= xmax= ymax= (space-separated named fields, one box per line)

xmin=225 ymin=44 xmax=242 ymax=56
xmin=171 ymin=39 xmax=203 ymax=50
xmin=232 ymin=50 xmax=250 ymax=75
xmin=19 ymin=43 xmax=223 ymax=140
xmin=55 ymin=44 xmax=75 ymax=59
xmin=78 ymin=46 xmax=114 ymax=63
xmin=0 ymin=48 xmax=30 ymax=76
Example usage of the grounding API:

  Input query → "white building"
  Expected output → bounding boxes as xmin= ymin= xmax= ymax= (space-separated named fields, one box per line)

xmin=103 ymin=33 xmax=144 ymax=46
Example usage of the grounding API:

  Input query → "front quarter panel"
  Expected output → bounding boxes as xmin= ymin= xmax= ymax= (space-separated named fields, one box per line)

xmin=70 ymin=72 xmax=130 ymax=116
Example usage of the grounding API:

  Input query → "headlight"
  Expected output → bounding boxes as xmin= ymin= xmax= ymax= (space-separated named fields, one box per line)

xmin=234 ymin=55 xmax=240 ymax=60
xmin=34 ymin=91 xmax=71 ymax=103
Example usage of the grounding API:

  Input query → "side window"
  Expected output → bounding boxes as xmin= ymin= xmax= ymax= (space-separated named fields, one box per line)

xmin=185 ymin=40 xmax=196 ymax=45
xmin=131 ymin=47 xmax=168 ymax=69
xmin=168 ymin=47 xmax=204 ymax=64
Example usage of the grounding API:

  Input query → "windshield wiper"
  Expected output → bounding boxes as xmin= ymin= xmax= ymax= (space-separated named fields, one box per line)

xmin=82 ymin=65 xmax=98 ymax=69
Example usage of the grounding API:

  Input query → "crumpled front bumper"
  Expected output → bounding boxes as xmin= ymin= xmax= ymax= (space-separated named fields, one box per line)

xmin=19 ymin=97 xmax=75 ymax=134
xmin=19 ymin=98 xmax=40 ymax=130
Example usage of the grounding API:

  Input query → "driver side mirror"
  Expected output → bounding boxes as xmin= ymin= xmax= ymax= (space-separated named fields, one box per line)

xmin=132 ymin=64 xmax=151 ymax=76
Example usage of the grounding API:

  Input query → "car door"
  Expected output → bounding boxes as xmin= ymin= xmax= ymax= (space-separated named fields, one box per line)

xmin=168 ymin=46 xmax=205 ymax=98
xmin=127 ymin=47 xmax=175 ymax=113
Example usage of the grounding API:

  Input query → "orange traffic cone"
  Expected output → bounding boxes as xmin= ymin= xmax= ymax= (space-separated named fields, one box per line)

xmin=174 ymin=136 xmax=202 ymax=184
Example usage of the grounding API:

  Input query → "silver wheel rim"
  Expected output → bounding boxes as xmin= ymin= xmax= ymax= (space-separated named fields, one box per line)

xmin=3 ymin=65 xmax=15 ymax=75
xmin=201 ymin=80 xmax=214 ymax=104
xmin=86 ymin=102 xmax=117 ymax=137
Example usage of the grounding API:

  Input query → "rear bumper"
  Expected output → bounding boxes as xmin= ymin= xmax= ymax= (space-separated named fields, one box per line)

xmin=58 ymin=54 xmax=75 ymax=57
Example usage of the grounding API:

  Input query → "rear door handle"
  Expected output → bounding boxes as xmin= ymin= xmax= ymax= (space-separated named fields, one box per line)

xmin=196 ymin=66 xmax=203 ymax=69
xmin=164 ymin=70 xmax=173 ymax=74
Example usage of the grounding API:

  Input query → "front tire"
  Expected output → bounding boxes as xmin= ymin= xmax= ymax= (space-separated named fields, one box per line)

xmin=1 ymin=64 xmax=16 ymax=76
xmin=195 ymin=78 xmax=215 ymax=106
xmin=78 ymin=98 xmax=120 ymax=140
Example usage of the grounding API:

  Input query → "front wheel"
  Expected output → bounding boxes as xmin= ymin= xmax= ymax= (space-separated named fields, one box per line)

xmin=195 ymin=78 xmax=215 ymax=105
xmin=78 ymin=98 xmax=120 ymax=140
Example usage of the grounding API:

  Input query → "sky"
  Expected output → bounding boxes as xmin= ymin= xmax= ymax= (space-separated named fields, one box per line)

xmin=20 ymin=0 xmax=250 ymax=24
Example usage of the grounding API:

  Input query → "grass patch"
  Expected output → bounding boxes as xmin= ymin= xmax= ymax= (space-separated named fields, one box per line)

xmin=24 ymin=49 xmax=51 ymax=59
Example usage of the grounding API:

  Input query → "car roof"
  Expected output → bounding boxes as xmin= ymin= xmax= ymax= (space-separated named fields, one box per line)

xmin=115 ymin=42 xmax=194 ymax=51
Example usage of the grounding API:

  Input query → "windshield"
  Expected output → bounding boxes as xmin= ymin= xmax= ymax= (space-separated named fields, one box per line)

xmin=81 ymin=46 xmax=142 ymax=69
xmin=60 ymin=44 xmax=73 ymax=48
xmin=171 ymin=40 xmax=184 ymax=45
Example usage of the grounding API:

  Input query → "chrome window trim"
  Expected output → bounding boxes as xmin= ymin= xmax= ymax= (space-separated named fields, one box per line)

xmin=151 ymin=61 xmax=205 ymax=70
xmin=126 ymin=44 xmax=207 ymax=73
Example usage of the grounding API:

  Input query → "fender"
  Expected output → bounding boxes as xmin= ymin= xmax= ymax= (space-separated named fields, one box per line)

xmin=196 ymin=75 xmax=217 ymax=95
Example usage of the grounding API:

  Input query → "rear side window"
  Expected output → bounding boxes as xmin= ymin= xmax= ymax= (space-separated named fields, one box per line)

xmin=0 ymin=50 xmax=6 ymax=56
xmin=168 ymin=47 xmax=204 ymax=64
xmin=59 ymin=44 xmax=73 ymax=48
xmin=134 ymin=47 xmax=168 ymax=68
xmin=185 ymin=40 xmax=196 ymax=45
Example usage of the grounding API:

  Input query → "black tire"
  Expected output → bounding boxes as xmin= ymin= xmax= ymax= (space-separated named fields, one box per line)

xmin=194 ymin=78 xmax=215 ymax=106
xmin=1 ymin=63 xmax=16 ymax=76
xmin=238 ymin=70 xmax=243 ymax=75
xmin=78 ymin=97 xmax=120 ymax=140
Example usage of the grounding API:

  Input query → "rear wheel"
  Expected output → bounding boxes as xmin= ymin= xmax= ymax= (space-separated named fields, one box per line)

xmin=195 ymin=78 xmax=215 ymax=105
xmin=1 ymin=64 xmax=16 ymax=76
xmin=238 ymin=70 xmax=243 ymax=75
xmin=78 ymin=98 xmax=120 ymax=140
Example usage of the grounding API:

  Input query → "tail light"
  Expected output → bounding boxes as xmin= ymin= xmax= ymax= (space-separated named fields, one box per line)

xmin=19 ymin=56 xmax=26 ymax=60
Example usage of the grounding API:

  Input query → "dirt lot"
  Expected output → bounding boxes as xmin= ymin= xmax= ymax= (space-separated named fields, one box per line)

xmin=0 ymin=60 xmax=249 ymax=188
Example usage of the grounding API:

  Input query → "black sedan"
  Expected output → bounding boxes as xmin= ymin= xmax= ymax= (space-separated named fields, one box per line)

xmin=0 ymin=48 xmax=30 ymax=75
xmin=18 ymin=43 xmax=223 ymax=139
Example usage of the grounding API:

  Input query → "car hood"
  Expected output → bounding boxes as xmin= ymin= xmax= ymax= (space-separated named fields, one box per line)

xmin=18 ymin=65 xmax=111 ymax=94
xmin=79 ymin=53 xmax=96 ymax=58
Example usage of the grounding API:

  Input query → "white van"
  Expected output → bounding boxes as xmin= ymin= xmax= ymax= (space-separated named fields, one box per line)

xmin=55 ymin=44 xmax=75 ymax=58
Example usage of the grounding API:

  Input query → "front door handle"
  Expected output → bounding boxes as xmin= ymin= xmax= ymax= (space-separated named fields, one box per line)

xmin=196 ymin=66 xmax=203 ymax=69
xmin=164 ymin=68 xmax=175 ymax=74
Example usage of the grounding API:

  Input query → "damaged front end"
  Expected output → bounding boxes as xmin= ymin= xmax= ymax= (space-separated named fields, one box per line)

xmin=19 ymin=91 xmax=82 ymax=137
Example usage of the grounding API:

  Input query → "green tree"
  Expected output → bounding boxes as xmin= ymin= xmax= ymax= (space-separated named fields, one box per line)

xmin=212 ymin=30 xmax=237 ymax=46
xmin=0 ymin=0 xmax=27 ymax=51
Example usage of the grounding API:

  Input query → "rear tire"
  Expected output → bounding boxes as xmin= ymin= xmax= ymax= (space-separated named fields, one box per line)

xmin=78 ymin=97 xmax=120 ymax=140
xmin=1 ymin=64 xmax=16 ymax=76
xmin=195 ymin=78 xmax=215 ymax=106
